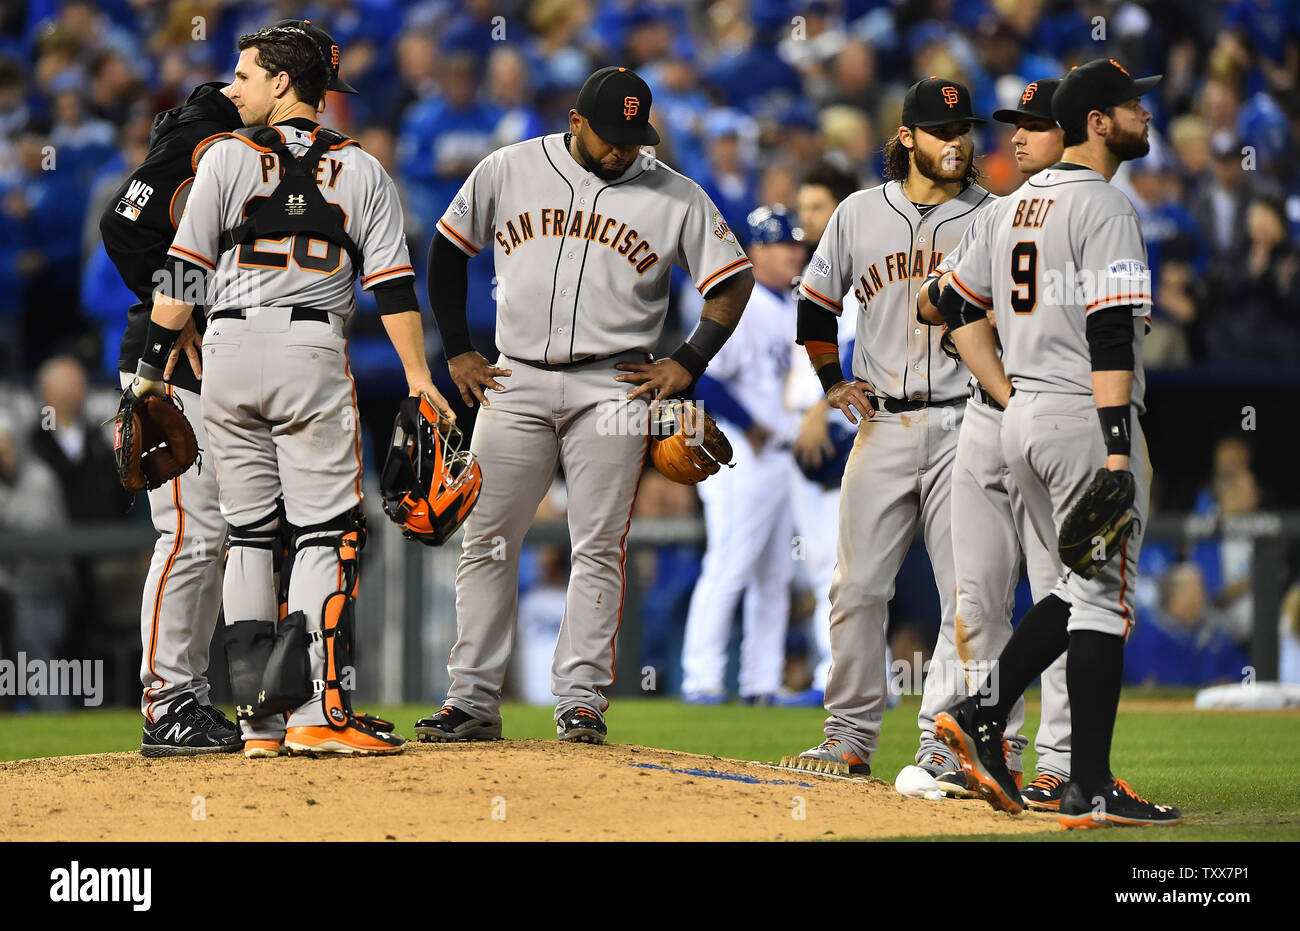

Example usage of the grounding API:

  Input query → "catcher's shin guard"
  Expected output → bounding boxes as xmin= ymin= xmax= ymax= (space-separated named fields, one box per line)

xmin=293 ymin=508 xmax=367 ymax=728
xmin=223 ymin=509 xmax=288 ymax=719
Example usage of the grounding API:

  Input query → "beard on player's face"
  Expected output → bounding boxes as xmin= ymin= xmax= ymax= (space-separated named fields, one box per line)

xmin=911 ymin=138 xmax=970 ymax=183
xmin=575 ymin=126 xmax=632 ymax=180
xmin=1104 ymin=121 xmax=1150 ymax=161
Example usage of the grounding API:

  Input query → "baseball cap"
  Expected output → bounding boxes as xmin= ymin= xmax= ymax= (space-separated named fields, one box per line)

xmin=993 ymin=78 xmax=1061 ymax=124
xmin=1051 ymin=59 xmax=1160 ymax=134
xmin=576 ymin=66 xmax=660 ymax=146
xmin=265 ymin=19 xmax=358 ymax=94
xmin=901 ymin=77 xmax=986 ymax=128
xmin=747 ymin=205 xmax=802 ymax=246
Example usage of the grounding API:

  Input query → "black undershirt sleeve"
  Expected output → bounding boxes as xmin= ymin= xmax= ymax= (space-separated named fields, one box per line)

xmin=372 ymin=278 xmax=420 ymax=316
xmin=936 ymin=283 xmax=986 ymax=331
xmin=1085 ymin=305 xmax=1136 ymax=371
xmin=427 ymin=230 xmax=474 ymax=358
xmin=795 ymin=298 xmax=839 ymax=345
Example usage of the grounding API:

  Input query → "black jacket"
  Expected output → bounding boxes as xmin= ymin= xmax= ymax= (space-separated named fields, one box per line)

xmin=100 ymin=83 xmax=242 ymax=393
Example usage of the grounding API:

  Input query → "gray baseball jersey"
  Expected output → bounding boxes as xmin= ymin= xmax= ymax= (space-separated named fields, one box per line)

xmin=436 ymin=133 xmax=751 ymax=363
xmin=799 ymin=181 xmax=992 ymax=401
xmin=794 ymin=180 xmax=994 ymax=773
xmin=948 ymin=164 xmax=1151 ymax=410
xmin=170 ymin=123 xmax=414 ymax=315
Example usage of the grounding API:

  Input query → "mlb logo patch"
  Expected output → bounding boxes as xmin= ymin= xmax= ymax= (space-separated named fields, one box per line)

xmin=115 ymin=200 xmax=140 ymax=221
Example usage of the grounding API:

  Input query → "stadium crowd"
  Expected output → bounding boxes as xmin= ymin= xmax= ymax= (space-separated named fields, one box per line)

xmin=1 ymin=0 xmax=1298 ymax=706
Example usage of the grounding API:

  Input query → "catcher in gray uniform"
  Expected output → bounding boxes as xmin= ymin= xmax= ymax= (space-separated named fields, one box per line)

xmin=911 ymin=79 xmax=1072 ymax=808
xmin=780 ymin=78 xmax=993 ymax=780
xmin=935 ymin=59 xmax=1181 ymax=828
xmin=126 ymin=22 xmax=453 ymax=757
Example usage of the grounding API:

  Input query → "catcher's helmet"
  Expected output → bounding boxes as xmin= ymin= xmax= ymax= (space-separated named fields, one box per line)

xmin=379 ymin=394 xmax=482 ymax=546
xmin=746 ymin=204 xmax=802 ymax=246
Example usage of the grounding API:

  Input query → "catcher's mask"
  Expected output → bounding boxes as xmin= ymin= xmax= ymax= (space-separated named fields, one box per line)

xmin=380 ymin=394 xmax=481 ymax=545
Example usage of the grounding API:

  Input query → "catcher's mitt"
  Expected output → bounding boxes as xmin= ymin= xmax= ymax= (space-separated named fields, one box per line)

xmin=1058 ymin=468 xmax=1137 ymax=579
xmin=111 ymin=385 xmax=199 ymax=492
xmin=650 ymin=400 xmax=734 ymax=485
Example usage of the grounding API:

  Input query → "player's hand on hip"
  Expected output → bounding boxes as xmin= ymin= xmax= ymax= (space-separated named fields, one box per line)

xmin=615 ymin=358 xmax=692 ymax=402
xmin=447 ymin=351 xmax=511 ymax=408
xmin=408 ymin=375 xmax=457 ymax=425
xmin=826 ymin=380 xmax=875 ymax=425
xmin=163 ymin=316 xmax=202 ymax=381
xmin=794 ymin=400 xmax=834 ymax=468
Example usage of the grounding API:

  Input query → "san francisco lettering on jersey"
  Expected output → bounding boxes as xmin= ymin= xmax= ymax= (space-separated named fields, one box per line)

xmin=494 ymin=207 xmax=659 ymax=274
xmin=852 ymin=249 xmax=944 ymax=305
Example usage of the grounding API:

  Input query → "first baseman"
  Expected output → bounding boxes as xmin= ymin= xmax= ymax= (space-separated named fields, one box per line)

xmin=129 ymin=20 xmax=448 ymax=756
xmin=935 ymin=59 xmax=1181 ymax=827
xmin=784 ymin=78 xmax=993 ymax=778
xmin=908 ymin=79 xmax=1072 ymax=806
xmin=418 ymin=66 xmax=754 ymax=744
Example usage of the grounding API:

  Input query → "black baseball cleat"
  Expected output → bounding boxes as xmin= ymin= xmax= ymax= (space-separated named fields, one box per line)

xmin=556 ymin=706 xmax=607 ymax=744
xmin=1058 ymin=778 xmax=1183 ymax=829
xmin=140 ymin=695 xmax=243 ymax=757
xmin=414 ymin=705 xmax=502 ymax=742
xmin=934 ymin=697 xmax=1023 ymax=814
xmin=195 ymin=703 xmax=239 ymax=737
xmin=1021 ymin=771 xmax=1068 ymax=811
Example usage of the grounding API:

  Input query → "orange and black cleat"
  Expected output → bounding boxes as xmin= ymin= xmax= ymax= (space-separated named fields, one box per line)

xmin=934 ymin=697 xmax=1023 ymax=814
xmin=285 ymin=714 xmax=406 ymax=756
xmin=1057 ymin=778 xmax=1182 ymax=829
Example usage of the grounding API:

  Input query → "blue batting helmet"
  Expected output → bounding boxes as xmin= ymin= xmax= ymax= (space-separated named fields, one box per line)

xmin=746 ymin=205 xmax=802 ymax=246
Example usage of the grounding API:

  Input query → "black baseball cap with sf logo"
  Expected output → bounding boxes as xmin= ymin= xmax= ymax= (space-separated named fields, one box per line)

xmin=576 ymin=66 xmax=661 ymax=146
xmin=901 ymin=77 xmax=986 ymax=127
xmin=266 ymin=18 xmax=358 ymax=94
xmin=1052 ymin=58 xmax=1161 ymax=134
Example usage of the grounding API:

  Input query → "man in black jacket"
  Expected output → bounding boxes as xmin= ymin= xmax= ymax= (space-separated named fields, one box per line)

xmin=99 ymin=83 xmax=243 ymax=756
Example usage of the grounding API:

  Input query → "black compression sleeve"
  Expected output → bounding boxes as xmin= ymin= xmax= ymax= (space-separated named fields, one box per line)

xmin=936 ymin=283 xmax=986 ymax=331
xmin=796 ymin=298 xmax=839 ymax=345
xmin=372 ymin=278 xmax=420 ymax=316
xmin=1085 ymin=305 xmax=1136 ymax=371
xmin=427 ymin=231 xmax=474 ymax=358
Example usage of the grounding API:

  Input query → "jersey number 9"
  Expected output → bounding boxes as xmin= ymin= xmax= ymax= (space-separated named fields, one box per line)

xmin=1010 ymin=241 xmax=1037 ymax=315
xmin=237 ymin=196 xmax=345 ymax=274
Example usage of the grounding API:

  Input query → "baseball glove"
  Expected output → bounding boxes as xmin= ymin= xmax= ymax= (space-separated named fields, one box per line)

xmin=650 ymin=399 xmax=734 ymax=485
xmin=111 ymin=384 xmax=199 ymax=492
xmin=1058 ymin=468 xmax=1137 ymax=579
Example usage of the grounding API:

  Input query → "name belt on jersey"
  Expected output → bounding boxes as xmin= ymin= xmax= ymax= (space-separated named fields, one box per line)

xmin=495 ymin=208 xmax=659 ymax=275
xmin=852 ymin=249 xmax=945 ymax=306
xmin=217 ymin=126 xmax=363 ymax=277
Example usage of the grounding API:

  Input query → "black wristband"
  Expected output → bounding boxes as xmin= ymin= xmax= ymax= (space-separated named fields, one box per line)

xmin=1097 ymin=404 xmax=1131 ymax=456
xmin=684 ymin=317 xmax=730 ymax=361
xmin=670 ymin=342 xmax=709 ymax=378
xmin=139 ymin=319 xmax=183 ymax=373
xmin=817 ymin=361 xmax=845 ymax=394
xmin=927 ymin=276 xmax=942 ymax=311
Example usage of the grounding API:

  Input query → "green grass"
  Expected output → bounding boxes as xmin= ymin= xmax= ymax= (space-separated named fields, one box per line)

xmin=2 ymin=692 xmax=1296 ymax=841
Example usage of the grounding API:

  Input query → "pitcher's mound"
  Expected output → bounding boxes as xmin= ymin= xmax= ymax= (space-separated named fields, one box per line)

xmin=0 ymin=741 xmax=1055 ymax=841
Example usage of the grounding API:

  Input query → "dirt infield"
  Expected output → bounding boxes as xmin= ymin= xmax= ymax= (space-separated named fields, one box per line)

xmin=0 ymin=740 xmax=1058 ymax=841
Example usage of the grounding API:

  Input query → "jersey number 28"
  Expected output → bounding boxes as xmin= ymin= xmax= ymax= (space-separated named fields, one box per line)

xmin=1010 ymin=241 xmax=1037 ymax=315
xmin=237 ymin=196 xmax=345 ymax=274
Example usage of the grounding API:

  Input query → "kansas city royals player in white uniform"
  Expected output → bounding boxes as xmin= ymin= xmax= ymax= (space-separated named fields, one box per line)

xmin=680 ymin=206 xmax=803 ymax=704
xmin=780 ymin=78 xmax=993 ymax=779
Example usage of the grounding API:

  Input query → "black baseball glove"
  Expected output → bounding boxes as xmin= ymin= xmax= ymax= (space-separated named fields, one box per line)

xmin=1058 ymin=468 xmax=1137 ymax=579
